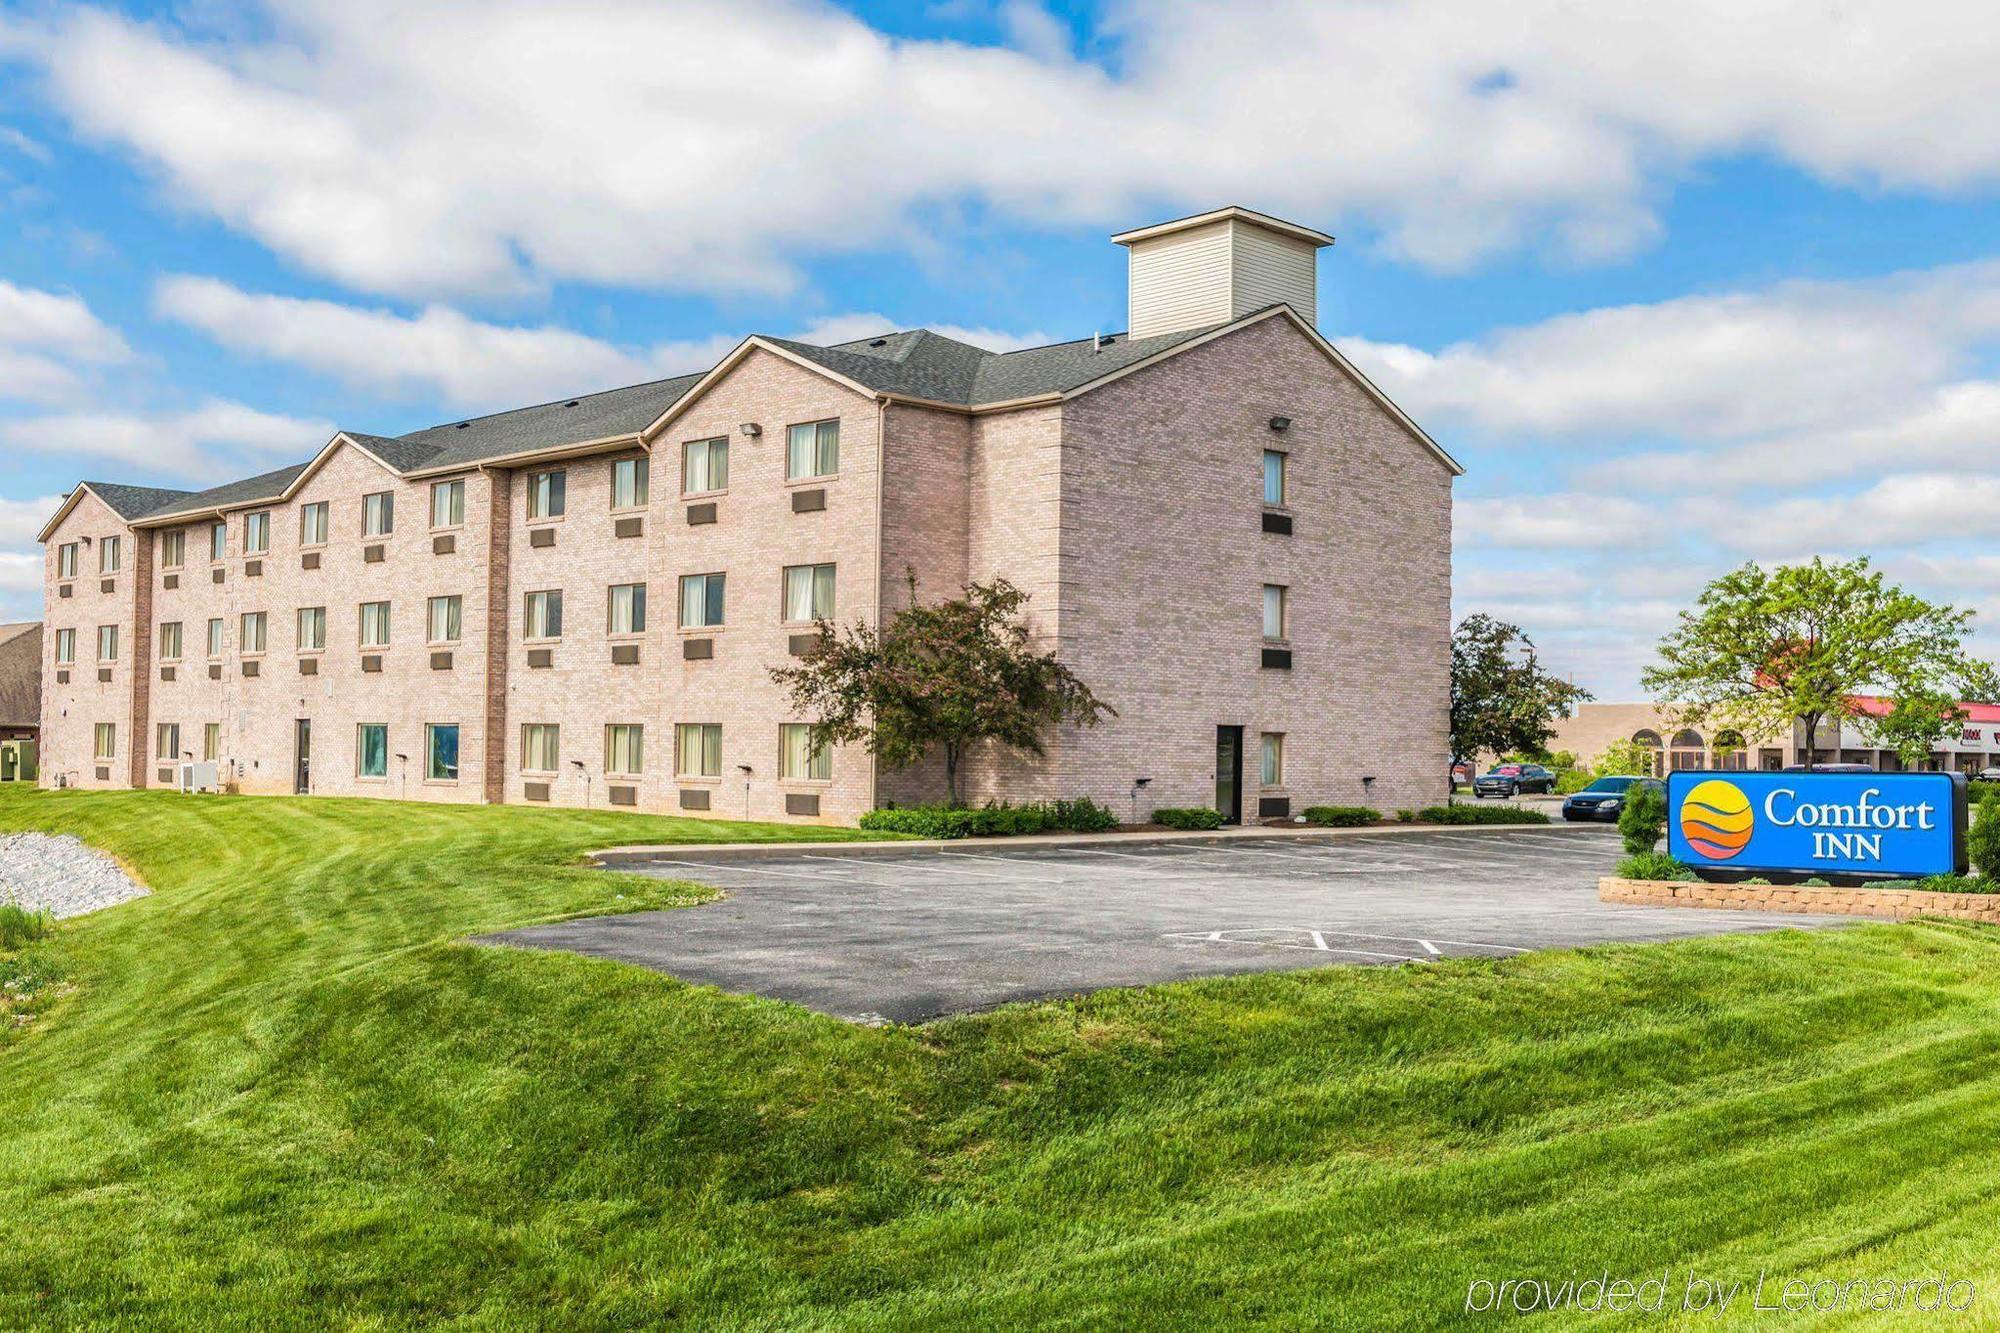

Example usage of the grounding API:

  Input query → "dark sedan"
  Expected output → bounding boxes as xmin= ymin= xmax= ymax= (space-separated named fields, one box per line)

xmin=1561 ymin=775 xmax=1662 ymax=822
xmin=1473 ymin=763 xmax=1556 ymax=797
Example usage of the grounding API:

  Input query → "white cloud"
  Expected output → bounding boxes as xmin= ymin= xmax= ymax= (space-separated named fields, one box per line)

xmin=14 ymin=1 xmax=2000 ymax=296
xmin=0 ymin=494 xmax=66 ymax=547
xmin=0 ymin=400 xmax=334 ymax=481
xmin=1454 ymin=492 xmax=1653 ymax=550
xmin=0 ymin=277 xmax=128 ymax=363
xmin=1711 ymin=473 xmax=2000 ymax=556
xmin=154 ymin=276 xmax=1051 ymax=410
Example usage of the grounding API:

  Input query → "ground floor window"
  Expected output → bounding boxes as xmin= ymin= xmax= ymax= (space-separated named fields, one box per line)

xmin=1260 ymin=732 xmax=1284 ymax=786
xmin=521 ymin=724 xmax=560 ymax=773
xmin=426 ymin=724 xmax=460 ymax=781
xmin=676 ymin=723 xmax=722 ymax=778
xmin=94 ymin=723 xmax=115 ymax=760
xmin=156 ymin=723 xmax=180 ymax=762
xmin=606 ymin=724 xmax=644 ymax=776
xmin=204 ymin=723 xmax=221 ymax=762
xmin=357 ymin=724 xmax=388 ymax=778
xmin=779 ymin=723 xmax=830 ymax=781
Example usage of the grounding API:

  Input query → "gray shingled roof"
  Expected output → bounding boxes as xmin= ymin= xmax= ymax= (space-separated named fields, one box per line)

xmin=99 ymin=318 xmax=1245 ymax=523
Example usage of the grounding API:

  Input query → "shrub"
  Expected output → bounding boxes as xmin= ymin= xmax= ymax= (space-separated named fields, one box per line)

xmin=1152 ymin=807 xmax=1225 ymax=831
xmin=1742 ymin=876 xmax=1772 ymax=886
xmin=1395 ymin=809 xmax=1416 ymax=823
xmin=1618 ymin=782 xmax=1668 ymax=856
xmin=1416 ymin=803 xmax=1550 ymax=826
xmin=857 ymin=796 xmax=1125 ymax=839
xmin=1555 ymin=769 xmax=1598 ymax=795
xmin=1799 ymin=877 xmax=1831 ymax=887
xmin=1861 ymin=874 xmax=1999 ymax=894
xmin=1301 ymin=805 xmax=1380 ymax=827
xmin=1971 ymin=800 xmax=2000 ymax=879
xmin=1039 ymin=796 xmax=1118 ymax=833
xmin=1617 ymin=851 xmax=1696 ymax=881
xmin=0 ymin=904 xmax=54 ymax=951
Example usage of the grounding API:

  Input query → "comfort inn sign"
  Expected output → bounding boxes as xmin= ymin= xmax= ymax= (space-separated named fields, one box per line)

xmin=1667 ymin=771 xmax=1967 ymax=880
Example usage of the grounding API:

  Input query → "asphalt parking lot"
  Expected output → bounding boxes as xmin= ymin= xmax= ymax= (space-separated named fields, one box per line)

xmin=486 ymin=826 xmax=1845 ymax=1023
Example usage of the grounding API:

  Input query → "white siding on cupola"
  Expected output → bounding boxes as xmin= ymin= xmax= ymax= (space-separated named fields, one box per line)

xmin=1115 ymin=207 xmax=1333 ymax=340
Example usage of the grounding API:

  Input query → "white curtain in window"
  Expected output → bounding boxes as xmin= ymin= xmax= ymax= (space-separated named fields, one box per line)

xmin=677 ymin=723 xmax=721 ymax=777
xmin=607 ymin=725 xmax=643 ymax=774
xmin=429 ymin=597 xmax=462 ymax=643
xmin=780 ymin=724 xmax=829 ymax=780
xmin=783 ymin=565 xmax=834 ymax=621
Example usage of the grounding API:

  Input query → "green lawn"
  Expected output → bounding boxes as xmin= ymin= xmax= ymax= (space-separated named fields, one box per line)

xmin=4 ymin=787 xmax=2000 ymax=1327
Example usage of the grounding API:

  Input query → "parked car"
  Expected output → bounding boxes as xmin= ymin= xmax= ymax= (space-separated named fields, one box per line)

xmin=1451 ymin=761 xmax=1473 ymax=787
xmin=1780 ymin=763 xmax=1875 ymax=773
xmin=1974 ymin=767 xmax=2000 ymax=785
xmin=1562 ymin=775 xmax=1662 ymax=822
xmin=1473 ymin=763 xmax=1556 ymax=798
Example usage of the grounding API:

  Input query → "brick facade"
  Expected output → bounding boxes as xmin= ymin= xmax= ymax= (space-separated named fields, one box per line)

xmin=39 ymin=310 xmax=1456 ymax=823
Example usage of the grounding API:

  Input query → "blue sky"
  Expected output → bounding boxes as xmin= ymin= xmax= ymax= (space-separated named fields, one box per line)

xmin=5 ymin=0 xmax=2000 ymax=696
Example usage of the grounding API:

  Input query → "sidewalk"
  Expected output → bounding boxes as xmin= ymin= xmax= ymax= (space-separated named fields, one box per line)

xmin=590 ymin=816 xmax=1592 ymax=866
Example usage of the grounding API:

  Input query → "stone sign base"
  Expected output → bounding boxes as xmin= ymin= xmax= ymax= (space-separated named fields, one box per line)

xmin=1601 ymin=876 xmax=2000 ymax=923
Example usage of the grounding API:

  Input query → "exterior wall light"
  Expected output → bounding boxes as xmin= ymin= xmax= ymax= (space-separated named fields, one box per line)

xmin=740 ymin=423 xmax=762 ymax=438
xmin=1268 ymin=416 xmax=1291 ymax=432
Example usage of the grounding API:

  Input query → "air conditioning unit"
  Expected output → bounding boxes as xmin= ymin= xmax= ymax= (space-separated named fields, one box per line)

xmin=178 ymin=761 xmax=221 ymax=794
xmin=52 ymin=771 xmax=72 ymax=789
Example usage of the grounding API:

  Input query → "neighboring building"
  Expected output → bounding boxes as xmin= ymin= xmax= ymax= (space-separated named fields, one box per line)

xmin=0 ymin=622 xmax=41 ymax=743
xmin=1552 ymin=700 xmax=2000 ymax=777
xmin=36 ymin=207 xmax=1460 ymax=823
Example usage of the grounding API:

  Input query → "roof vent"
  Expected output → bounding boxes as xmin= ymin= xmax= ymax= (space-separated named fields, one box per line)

xmin=564 ymin=400 xmax=578 ymax=407
xmin=868 ymin=337 xmax=888 ymax=348
xmin=1111 ymin=207 xmax=1334 ymax=339
xmin=455 ymin=422 xmax=469 ymax=429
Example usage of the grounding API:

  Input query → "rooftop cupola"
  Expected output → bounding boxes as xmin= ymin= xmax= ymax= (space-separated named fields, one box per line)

xmin=1111 ymin=206 xmax=1334 ymax=340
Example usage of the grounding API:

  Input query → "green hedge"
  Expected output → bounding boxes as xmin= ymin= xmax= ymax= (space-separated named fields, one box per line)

xmin=1416 ymin=803 xmax=1551 ymax=826
xmin=1301 ymin=805 xmax=1380 ymax=827
xmin=1152 ymin=807 xmax=1225 ymax=831
xmin=1617 ymin=850 xmax=1696 ymax=881
xmin=857 ymin=797 xmax=1120 ymax=839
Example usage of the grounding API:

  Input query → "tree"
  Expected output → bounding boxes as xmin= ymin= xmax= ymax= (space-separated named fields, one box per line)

xmin=1641 ymin=557 xmax=1994 ymax=762
xmin=1449 ymin=614 xmax=1593 ymax=769
xmin=1592 ymin=737 xmax=1657 ymax=777
xmin=769 ymin=576 xmax=1114 ymax=806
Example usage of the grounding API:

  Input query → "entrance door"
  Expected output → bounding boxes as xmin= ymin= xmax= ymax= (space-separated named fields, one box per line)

xmin=1214 ymin=726 xmax=1244 ymax=825
xmin=294 ymin=719 xmax=312 ymax=795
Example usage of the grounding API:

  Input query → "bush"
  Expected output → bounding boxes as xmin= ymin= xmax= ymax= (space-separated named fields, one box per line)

xmin=0 ymin=904 xmax=54 ymax=951
xmin=1618 ymin=782 xmax=1668 ymax=856
xmin=1415 ymin=803 xmax=1550 ymax=826
xmin=1555 ymin=769 xmax=1598 ymax=795
xmin=1617 ymin=851 xmax=1696 ymax=881
xmin=1301 ymin=805 xmax=1380 ymax=827
xmin=857 ymin=795 xmax=1125 ymax=839
xmin=1395 ymin=809 xmax=1416 ymax=823
xmin=1861 ymin=874 xmax=2000 ymax=894
xmin=1971 ymin=800 xmax=2000 ymax=879
xmin=1152 ymin=807 xmax=1225 ymax=831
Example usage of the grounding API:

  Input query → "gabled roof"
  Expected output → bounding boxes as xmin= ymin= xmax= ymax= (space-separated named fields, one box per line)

xmin=59 ymin=302 xmax=1459 ymax=533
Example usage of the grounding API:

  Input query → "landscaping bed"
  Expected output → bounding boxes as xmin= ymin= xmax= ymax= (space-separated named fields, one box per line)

xmin=1601 ymin=875 xmax=2000 ymax=921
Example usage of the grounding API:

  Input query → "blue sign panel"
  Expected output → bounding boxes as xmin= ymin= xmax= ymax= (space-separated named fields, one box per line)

xmin=1667 ymin=771 xmax=1966 ymax=880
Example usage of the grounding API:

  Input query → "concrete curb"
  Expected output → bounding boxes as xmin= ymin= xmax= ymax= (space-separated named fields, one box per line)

xmin=590 ymin=818 xmax=1588 ymax=867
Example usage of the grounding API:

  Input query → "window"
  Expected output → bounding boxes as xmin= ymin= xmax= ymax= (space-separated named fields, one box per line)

xmin=521 ymin=723 xmax=561 ymax=773
xmin=360 ymin=601 xmax=392 ymax=648
xmin=426 ymin=724 xmax=460 ymax=781
xmin=300 ymin=501 xmax=329 ymax=546
xmin=525 ymin=589 xmax=563 ymax=640
xmin=244 ymin=511 xmax=271 ymax=555
xmin=428 ymin=595 xmax=462 ymax=643
xmin=207 ymin=618 xmax=225 ymax=659
xmin=161 ymin=530 xmax=185 ymax=570
xmin=430 ymin=480 xmax=465 ymax=529
xmin=54 ymin=628 xmax=74 ymax=665
xmin=1261 ymin=733 xmax=1285 ymax=786
xmin=611 ymin=457 xmax=648 ymax=509
xmin=528 ymin=469 xmax=566 ymax=521
xmin=678 ymin=573 xmax=725 ymax=628
xmin=158 ymin=621 xmax=183 ymax=662
xmin=781 ymin=564 xmax=835 ymax=623
xmin=240 ymin=611 xmax=267 ymax=655
xmin=298 ymin=607 xmax=327 ymax=652
xmin=94 ymin=723 xmax=115 ymax=761
xmin=608 ymin=583 xmax=647 ymax=635
xmin=363 ymin=491 xmax=394 ymax=537
xmin=357 ymin=724 xmax=388 ymax=779
xmin=157 ymin=722 xmax=180 ymax=762
xmin=1263 ymin=450 xmax=1286 ymax=506
xmin=779 ymin=723 xmax=831 ymax=781
xmin=97 ymin=624 xmax=119 ymax=662
xmin=1262 ymin=584 xmax=1287 ymax=640
xmin=210 ymin=521 xmax=227 ymax=562
xmin=682 ymin=437 xmax=728 ymax=494
xmin=785 ymin=419 xmax=839 ymax=480
xmin=204 ymin=723 xmax=221 ymax=762
xmin=100 ymin=535 xmax=121 ymax=574
xmin=605 ymin=724 xmax=644 ymax=776
xmin=57 ymin=543 xmax=77 ymax=579
xmin=675 ymin=723 xmax=722 ymax=778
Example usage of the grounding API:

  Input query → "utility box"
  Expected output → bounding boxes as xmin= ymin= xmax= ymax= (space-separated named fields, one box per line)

xmin=0 ymin=739 xmax=36 ymax=783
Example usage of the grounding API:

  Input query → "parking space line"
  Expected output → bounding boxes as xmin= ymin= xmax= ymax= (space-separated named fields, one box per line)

xmin=1417 ymin=939 xmax=1442 ymax=955
xmin=646 ymin=859 xmax=840 ymax=882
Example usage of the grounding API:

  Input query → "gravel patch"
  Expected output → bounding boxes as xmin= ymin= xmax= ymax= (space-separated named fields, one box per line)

xmin=0 ymin=833 xmax=150 ymax=920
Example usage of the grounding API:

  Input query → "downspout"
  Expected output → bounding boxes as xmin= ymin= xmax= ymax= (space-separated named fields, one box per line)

xmin=867 ymin=395 xmax=888 ymax=814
